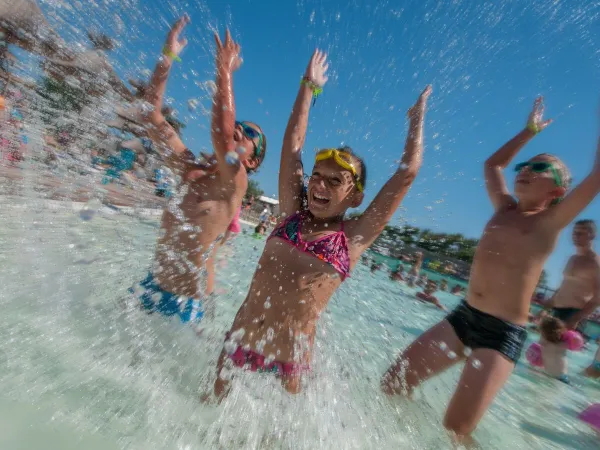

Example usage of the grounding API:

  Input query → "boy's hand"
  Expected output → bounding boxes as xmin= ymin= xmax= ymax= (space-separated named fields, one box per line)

xmin=407 ymin=85 xmax=432 ymax=119
xmin=304 ymin=49 xmax=329 ymax=87
xmin=526 ymin=96 xmax=553 ymax=133
xmin=214 ymin=29 xmax=242 ymax=73
xmin=164 ymin=15 xmax=190 ymax=59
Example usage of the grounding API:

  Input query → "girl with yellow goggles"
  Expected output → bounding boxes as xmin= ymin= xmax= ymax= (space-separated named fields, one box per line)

xmin=314 ymin=149 xmax=364 ymax=192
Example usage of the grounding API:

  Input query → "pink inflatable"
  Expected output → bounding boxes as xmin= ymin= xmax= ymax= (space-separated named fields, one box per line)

xmin=227 ymin=207 xmax=242 ymax=233
xmin=526 ymin=342 xmax=544 ymax=367
xmin=562 ymin=330 xmax=584 ymax=351
xmin=578 ymin=403 xmax=600 ymax=433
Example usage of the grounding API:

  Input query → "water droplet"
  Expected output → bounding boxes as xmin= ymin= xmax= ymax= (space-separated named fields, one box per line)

xmin=447 ymin=351 xmax=457 ymax=360
xmin=264 ymin=301 xmax=271 ymax=309
xmin=266 ymin=328 xmax=274 ymax=341
xmin=219 ymin=367 xmax=233 ymax=380
xmin=463 ymin=347 xmax=472 ymax=357
xmin=204 ymin=80 xmax=217 ymax=96
xmin=439 ymin=341 xmax=448 ymax=351
xmin=79 ymin=199 xmax=102 ymax=221
xmin=133 ymin=283 xmax=145 ymax=297
xmin=225 ymin=151 xmax=239 ymax=165
xmin=223 ymin=339 xmax=237 ymax=355
xmin=472 ymin=359 xmax=482 ymax=369
xmin=231 ymin=328 xmax=245 ymax=342
xmin=235 ymin=146 xmax=246 ymax=155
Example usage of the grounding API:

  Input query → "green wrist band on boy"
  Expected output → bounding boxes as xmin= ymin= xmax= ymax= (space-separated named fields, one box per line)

xmin=162 ymin=47 xmax=181 ymax=63
xmin=527 ymin=122 xmax=541 ymax=134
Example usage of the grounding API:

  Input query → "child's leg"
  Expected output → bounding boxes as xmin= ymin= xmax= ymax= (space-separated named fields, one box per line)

xmin=443 ymin=348 xmax=515 ymax=437
xmin=381 ymin=320 xmax=465 ymax=395
xmin=204 ymin=255 xmax=215 ymax=297
xmin=214 ymin=350 xmax=230 ymax=400
xmin=281 ymin=373 xmax=302 ymax=394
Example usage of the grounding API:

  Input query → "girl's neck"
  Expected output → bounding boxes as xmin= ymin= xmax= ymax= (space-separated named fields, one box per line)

xmin=303 ymin=211 xmax=344 ymax=232
xmin=305 ymin=211 xmax=344 ymax=225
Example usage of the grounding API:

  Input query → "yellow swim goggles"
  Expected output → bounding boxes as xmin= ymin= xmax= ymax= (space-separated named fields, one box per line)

xmin=315 ymin=149 xmax=364 ymax=192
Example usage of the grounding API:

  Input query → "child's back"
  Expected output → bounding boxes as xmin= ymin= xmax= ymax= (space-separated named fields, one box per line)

xmin=540 ymin=337 xmax=568 ymax=378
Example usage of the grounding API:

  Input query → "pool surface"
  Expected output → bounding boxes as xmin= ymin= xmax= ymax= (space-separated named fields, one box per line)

xmin=1 ymin=195 xmax=599 ymax=449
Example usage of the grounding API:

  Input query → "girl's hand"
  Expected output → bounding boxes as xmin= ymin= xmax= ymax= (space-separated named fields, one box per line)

xmin=214 ymin=29 xmax=242 ymax=73
xmin=527 ymin=96 xmax=553 ymax=133
xmin=407 ymin=85 xmax=432 ymax=119
xmin=164 ymin=15 xmax=190 ymax=59
xmin=304 ymin=49 xmax=329 ymax=87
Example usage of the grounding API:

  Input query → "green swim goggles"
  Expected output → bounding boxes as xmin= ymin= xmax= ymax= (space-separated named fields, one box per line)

xmin=514 ymin=161 xmax=563 ymax=187
xmin=236 ymin=121 xmax=263 ymax=158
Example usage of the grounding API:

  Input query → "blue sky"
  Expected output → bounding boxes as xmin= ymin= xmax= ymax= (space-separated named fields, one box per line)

xmin=36 ymin=0 xmax=599 ymax=287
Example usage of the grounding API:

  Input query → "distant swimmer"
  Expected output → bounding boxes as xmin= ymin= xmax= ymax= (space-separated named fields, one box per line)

xmin=130 ymin=16 xmax=266 ymax=324
xmin=390 ymin=265 xmax=405 ymax=282
xmin=406 ymin=251 xmax=423 ymax=287
xmin=416 ymin=280 xmax=446 ymax=311
xmin=540 ymin=220 xmax=600 ymax=331
xmin=382 ymin=97 xmax=600 ymax=442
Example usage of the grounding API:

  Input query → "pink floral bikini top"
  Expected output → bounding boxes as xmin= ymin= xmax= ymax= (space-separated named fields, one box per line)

xmin=268 ymin=212 xmax=350 ymax=280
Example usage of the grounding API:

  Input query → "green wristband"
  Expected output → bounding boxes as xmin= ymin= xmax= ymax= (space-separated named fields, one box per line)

xmin=527 ymin=122 xmax=540 ymax=134
xmin=162 ymin=47 xmax=181 ymax=63
xmin=301 ymin=77 xmax=323 ymax=97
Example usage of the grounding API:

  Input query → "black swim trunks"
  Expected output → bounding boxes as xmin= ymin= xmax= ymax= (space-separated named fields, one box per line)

xmin=446 ymin=301 xmax=528 ymax=363
xmin=551 ymin=307 xmax=581 ymax=322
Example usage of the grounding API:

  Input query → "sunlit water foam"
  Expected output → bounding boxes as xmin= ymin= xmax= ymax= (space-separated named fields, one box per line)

xmin=0 ymin=194 xmax=599 ymax=449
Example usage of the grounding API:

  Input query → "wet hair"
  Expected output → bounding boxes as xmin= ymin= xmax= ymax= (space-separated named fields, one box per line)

xmin=535 ymin=153 xmax=572 ymax=205
xmin=247 ymin=124 xmax=267 ymax=174
xmin=337 ymin=146 xmax=367 ymax=190
xmin=540 ymin=316 xmax=566 ymax=344
xmin=575 ymin=219 xmax=596 ymax=237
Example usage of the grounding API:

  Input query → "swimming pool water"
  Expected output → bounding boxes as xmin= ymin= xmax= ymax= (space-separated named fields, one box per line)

xmin=0 ymin=195 xmax=599 ymax=449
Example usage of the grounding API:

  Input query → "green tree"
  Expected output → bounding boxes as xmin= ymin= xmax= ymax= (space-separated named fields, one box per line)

xmin=245 ymin=178 xmax=264 ymax=201
xmin=537 ymin=269 xmax=548 ymax=288
xmin=370 ymin=223 xmax=479 ymax=264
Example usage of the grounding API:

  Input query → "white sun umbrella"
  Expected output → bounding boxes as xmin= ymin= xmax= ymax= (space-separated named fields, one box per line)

xmin=0 ymin=0 xmax=67 ymax=56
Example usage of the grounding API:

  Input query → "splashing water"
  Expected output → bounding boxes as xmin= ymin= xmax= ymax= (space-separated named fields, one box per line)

xmin=1 ymin=0 xmax=599 ymax=449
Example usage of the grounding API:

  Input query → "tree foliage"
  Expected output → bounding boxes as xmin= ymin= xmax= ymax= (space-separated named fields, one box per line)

xmin=537 ymin=269 xmax=548 ymax=288
xmin=374 ymin=224 xmax=479 ymax=263
xmin=245 ymin=178 xmax=264 ymax=201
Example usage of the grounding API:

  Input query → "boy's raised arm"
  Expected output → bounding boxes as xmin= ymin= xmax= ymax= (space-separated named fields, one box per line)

xmin=484 ymin=97 xmax=552 ymax=211
xmin=547 ymin=121 xmax=600 ymax=230
xmin=351 ymin=86 xmax=431 ymax=249
xmin=211 ymin=30 xmax=243 ymax=179
xmin=279 ymin=50 xmax=329 ymax=217
xmin=143 ymin=15 xmax=193 ymax=175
